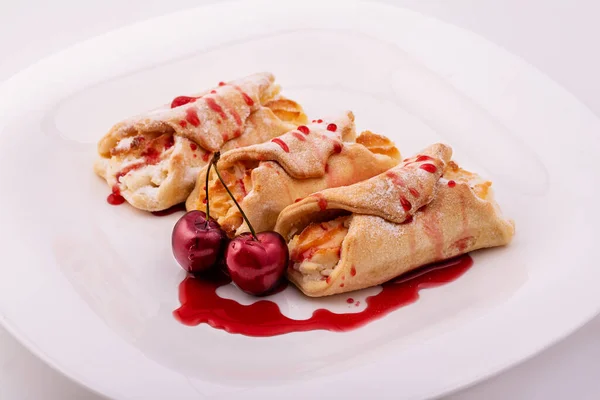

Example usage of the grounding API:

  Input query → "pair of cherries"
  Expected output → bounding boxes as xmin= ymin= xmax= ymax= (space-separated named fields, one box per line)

xmin=171 ymin=152 xmax=288 ymax=296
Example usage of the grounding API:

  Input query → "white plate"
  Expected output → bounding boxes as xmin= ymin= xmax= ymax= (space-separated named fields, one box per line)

xmin=0 ymin=1 xmax=599 ymax=399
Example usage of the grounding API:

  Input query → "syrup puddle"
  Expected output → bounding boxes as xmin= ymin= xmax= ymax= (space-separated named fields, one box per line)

xmin=174 ymin=254 xmax=473 ymax=337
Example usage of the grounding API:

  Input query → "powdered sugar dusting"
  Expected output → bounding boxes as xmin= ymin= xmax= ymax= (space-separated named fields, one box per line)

xmin=359 ymin=178 xmax=400 ymax=214
xmin=346 ymin=144 xmax=449 ymax=222
xmin=115 ymin=136 xmax=134 ymax=152
xmin=362 ymin=214 xmax=407 ymax=238
xmin=294 ymin=143 xmax=451 ymax=225
xmin=96 ymin=73 xmax=308 ymax=211
xmin=227 ymin=111 xmax=354 ymax=180
xmin=105 ymin=73 xmax=274 ymax=153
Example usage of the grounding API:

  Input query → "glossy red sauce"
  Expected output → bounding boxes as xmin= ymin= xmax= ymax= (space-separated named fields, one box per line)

xmin=400 ymin=196 xmax=412 ymax=211
xmin=174 ymin=254 xmax=473 ymax=336
xmin=313 ymin=193 xmax=328 ymax=210
xmin=204 ymin=98 xmax=227 ymax=120
xmin=151 ymin=203 xmax=186 ymax=216
xmin=233 ymin=85 xmax=254 ymax=106
xmin=185 ymin=108 xmax=201 ymax=127
xmin=333 ymin=142 xmax=343 ymax=154
xmin=238 ymin=179 xmax=247 ymax=197
xmin=297 ymin=125 xmax=310 ymax=135
xmin=420 ymin=163 xmax=437 ymax=173
xmin=416 ymin=155 xmax=433 ymax=162
xmin=115 ymin=163 xmax=143 ymax=183
xmin=271 ymin=138 xmax=290 ymax=152
xmin=292 ymin=132 xmax=306 ymax=141
xmin=107 ymin=185 xmax=126 ymax=205
xmin=171 ymin=96 xmax=197 ymax=108
xmin=164 ymin=135 xmax=175 ymax=150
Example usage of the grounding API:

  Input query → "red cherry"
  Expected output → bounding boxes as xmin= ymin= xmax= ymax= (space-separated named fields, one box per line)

xmin=209 ymin=151 xmax=289 ymax=296
xmin=172 ymin=211 xmax=228 ymax=274
xmin=225 ymin=231 xmax=289 ymax=296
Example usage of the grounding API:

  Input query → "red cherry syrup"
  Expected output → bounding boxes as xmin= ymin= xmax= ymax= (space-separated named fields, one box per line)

xmin=174 ymin=254 xmax=473 ymax=336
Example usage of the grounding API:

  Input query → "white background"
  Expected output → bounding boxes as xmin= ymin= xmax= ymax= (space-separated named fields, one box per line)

xmin=1 ymin=0 xmax=599 ymax=399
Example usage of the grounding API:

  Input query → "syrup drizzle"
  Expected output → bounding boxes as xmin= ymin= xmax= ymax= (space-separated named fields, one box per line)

xmin=185 ymin=108 xmax=201 ymax=127
xmin=238 ymin=179 xmax=247 ymax=197
xmin=204 ymin=98 xmax=227 ymax=120
xmin=420 ymin=163 xmax=437 ymax=173
xmin=233 ymin=85 xmax=255 ymax=106
xmin=333 ymin=142 xmax=343 ymax=154
xmin=115 ymin=163 xmax=144 ymax=183
xmin=151 ymin=203 xmax=186 ymax=216
xmin=400 ymin=196 xmax=412 ymax=211
xmin=171 ymin=96 xmax=197 ymax=108
xmin=386 ymin=171 xmax=406 ymax=187
xmin=313 ymin=193 xmax=328 ymax=211
xmin=108 ymin=134 xmax=176 ymax=206
xmin=297 ymin=125 xmax=310 ymax=135
xmin=271 ymin=138 xmax=290 ymax=152
xmin=292 ymin=132 xmax=306 ymax=141
xmin=107 ymin=185 xmax=125 ymax=205
xmin=174 ymin=254 xmax=473 ymax=336
xmin=423 ymin=211 xmax=445 ymax=259
xmin=416 ymin=155 xmax=433 ymax=162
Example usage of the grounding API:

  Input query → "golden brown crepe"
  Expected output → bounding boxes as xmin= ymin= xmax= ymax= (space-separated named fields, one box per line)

xmin=186 ymin=111 xmax=401 ymax=236
xmin=94 ymin=72 xmax=306 ymax=211
xmin=275 ymin=144 xmax=515 ymax=297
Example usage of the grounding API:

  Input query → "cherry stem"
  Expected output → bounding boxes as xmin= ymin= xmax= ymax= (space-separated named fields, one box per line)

xmin=211 ymin=152 xmax=259 ymax=241
xmin=204 ymin=159 xmax=212 ymax=220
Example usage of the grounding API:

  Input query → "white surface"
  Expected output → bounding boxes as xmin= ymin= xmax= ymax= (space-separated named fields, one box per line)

xmin=0 ymin=0 xmax=599 ymax=399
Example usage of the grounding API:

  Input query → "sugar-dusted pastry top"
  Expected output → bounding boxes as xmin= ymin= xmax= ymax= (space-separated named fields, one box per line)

xmin=186 ymin=112 xmax=401 ymax=236
xmin=99 ymin=73 xmax=280 ymax=154
xmin=276 ymin=144 xmax=515 ymax=297
xmin=202 ymin=111 xmax=356 ymax=178
xmin=95 ymin=72 xmax=307 ymax=211
xmin=275 ymin=143 xmax=452 ymax=238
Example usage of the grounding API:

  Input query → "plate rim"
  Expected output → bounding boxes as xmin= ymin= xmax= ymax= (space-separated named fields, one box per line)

xmin=1 ymin=1 xmax=599 ymax=399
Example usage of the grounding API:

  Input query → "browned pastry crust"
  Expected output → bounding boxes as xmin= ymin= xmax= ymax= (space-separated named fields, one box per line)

xmin=94 ymin=72 xmax=307 ymax=211
xmin=275 ymin=144 xmax=515 ymax=297
xmin=186 ymin=112 xmax=401 ymax=236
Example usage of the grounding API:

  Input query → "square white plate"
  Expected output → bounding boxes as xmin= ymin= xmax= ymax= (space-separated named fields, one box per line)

xmin=0 ymin=1 xmax=599 ymax=399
